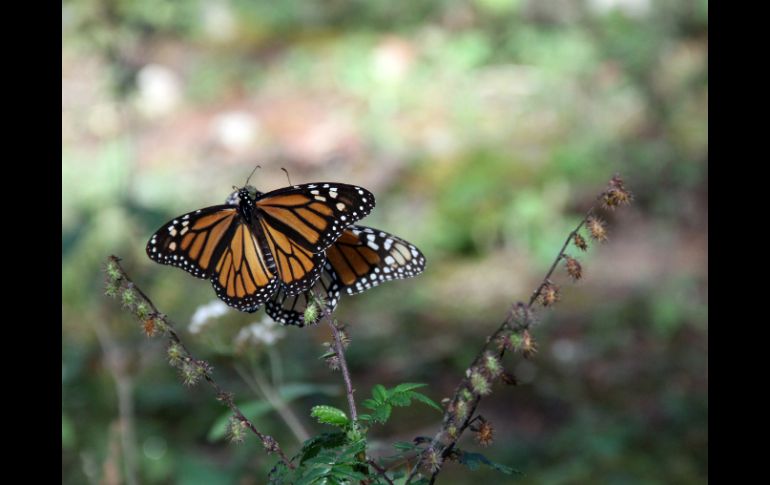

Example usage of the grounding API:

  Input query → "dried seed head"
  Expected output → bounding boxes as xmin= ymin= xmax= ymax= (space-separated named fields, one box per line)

xmin=227 ymin=416 xmax=247 ymax=444
xmin=586 ymin=216 xmax=608 ymax=242
xmin=121 ymin=288 xmax=137 ymax=308
xmin=143 ymin=318 xmax=157 ymax=337
xmin=573 ymin=233 xmax=588 ymax=251
xmin=424 ymin=448 xmax=442 ymax=474
xmin=564 ymin=256 xmax=583 ymax=281
xmin=602 ymin=175 xmax=632 ymax=209
xmin=135 ymin=301 xmax=151 ymax=320
xmin=482 ymin=352 xmax=503 ymax=379
xmin=180 ymin=360 xmax=201 ymax=386
xmin=325 ymin=355 xmax=340 ymax=371
xmin=104 ymin=280 xmax=120 ymax=298
xmin=522 ymin=330 xmax=537 ymax=358
xmin=261 ymin=435 xmax=280 ymax=454
xmin=105 ymin=261 xmax=122 ymax=282
xmin=539 ymin=281 xmax=560 ymax=307
xmin=167 ymin=342 xmax=185 ymax=367
xmin=455 ymin=398 xmax=469 ymax=422
xmin=303 ymin=301 xmax=320 ymax=326
xmin=500 ymin=371 xmax=518 ymax=386
xmin=470 ymin=370 xmax=492 ymax=396
xmin=474 ymin=419 xmax=494 ymax=447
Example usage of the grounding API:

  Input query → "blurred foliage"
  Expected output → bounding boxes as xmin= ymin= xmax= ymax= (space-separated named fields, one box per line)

xmin=63 ymin=0 xmax=707 ymax=483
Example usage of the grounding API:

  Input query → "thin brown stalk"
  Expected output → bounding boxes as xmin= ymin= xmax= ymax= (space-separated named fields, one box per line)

xmin=327 ymin=318 xmax=358 ymax=422
xmin=105 ymin=255 xmax=295 ymax=470
xmin=406 ymin=205 xmax=600 ymax=484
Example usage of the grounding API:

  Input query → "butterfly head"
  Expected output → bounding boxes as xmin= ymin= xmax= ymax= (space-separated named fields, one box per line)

xmin=227 ymin=185 xmax=263 ymax=206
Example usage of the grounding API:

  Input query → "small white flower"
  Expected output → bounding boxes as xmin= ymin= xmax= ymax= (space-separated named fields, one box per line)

xmin=189 ymin=300 xmax=229 ymax=334
xmin=234 ymin=317 xmax=286 ymax=348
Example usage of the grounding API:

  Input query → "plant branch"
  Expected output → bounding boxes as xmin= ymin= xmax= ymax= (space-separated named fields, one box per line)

xmin=406 ymin=198 xmax=608 ymax=483
xmin=105 ymin=255 xmax=295 ymax=470
xmin=368 ymin=459 xmax=395 ymax=485
xmin=327 ymin=317 xmax=358 ymax=422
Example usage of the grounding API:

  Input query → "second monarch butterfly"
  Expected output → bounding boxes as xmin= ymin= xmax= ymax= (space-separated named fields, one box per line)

xmin=146 ymin=181 xmax=375 ymax=312
xmin=265 ymin=225 xmax=426 ymax=326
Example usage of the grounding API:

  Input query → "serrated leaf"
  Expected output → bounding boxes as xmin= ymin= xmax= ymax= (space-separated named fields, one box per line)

xmin=394 ymin=441 xmax=420 ymax=451
xmin=372 ymin=384 xmax=388 ymax=403
xmin=458 ymin=451 xmax=515 ymax=475
xmin=332 ymin=466 xmax=368 ymax=481
xmin=372 ymin=403 xmax=392 ymax=423
xmin=362 ymin=398 xmax=380 ymax=410
xmin=299 ymin=432 xmax=346 ymax=465
xmin=338 ymin=439 xmax=366 ymax=460
xmin=407 ymin=391 xmax=442 ymax=412
xmin=295 ymin=464 xmax=332 ymax=485
xmin=389 ymin=392 xmax=411 ymax=407
xmin=311 ymin=405 xmax=350 ymax=427
xmin=390 ymin=382 xmax=428 ymax=395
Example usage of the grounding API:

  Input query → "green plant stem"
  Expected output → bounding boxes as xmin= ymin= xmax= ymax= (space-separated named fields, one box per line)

xmin=234 ymin=363 xmax=310 ymax=443
xmin=92 ymin=317 xmax=139 ymax=485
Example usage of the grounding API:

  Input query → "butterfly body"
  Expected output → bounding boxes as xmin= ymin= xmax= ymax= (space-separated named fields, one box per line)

xmin=147 ymin=182 xmax=375 ymax=313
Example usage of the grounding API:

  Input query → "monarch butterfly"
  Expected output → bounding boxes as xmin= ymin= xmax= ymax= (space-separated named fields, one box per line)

xmin=265 ymin=225 xmax=426 ymax=326
xmin=146 ymin=182 xmax=375 ymax=312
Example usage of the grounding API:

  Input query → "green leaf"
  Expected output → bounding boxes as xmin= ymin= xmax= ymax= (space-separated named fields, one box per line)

xmin=372 ymin=403 xmax=392 ymax=423
xmin=407 ymin=391 xmax=443 ymax=412
xmin=331 ymin=465 xmax=368 ymax=481
xmin=389 ymin=392 xmax=411 ymax=407
xmin=298 ymin=432 xmax=347 ymax=465
xmin=362 ymin=398 xmax=380 ymax=410
xmin=372 ymin=384 xmax=388 ymax=403
xmin=458 ymin=451 xmax=516 ymax=475
xmin=390 ymin=382 xmax=428 ymax=394
xmin=394 ymin=441 xmax=420 ymax=451
xmin=208 ymin=383 xmax=338 ymax=441
xmin=311 ymin=405 xmax=350 ymax=427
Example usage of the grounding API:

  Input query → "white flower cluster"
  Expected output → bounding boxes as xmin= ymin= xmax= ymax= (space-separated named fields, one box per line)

xmin=189 ymin=300 xmax=230 ymax=334
xmin=234 ymin=317 xmax=286 ymax=348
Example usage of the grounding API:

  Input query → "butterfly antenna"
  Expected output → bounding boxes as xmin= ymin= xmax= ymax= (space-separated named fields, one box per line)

xmin=245 ymin=164 xmax=261 ymax=186
xmin=281 ymin=167 xmax=293 ymax=186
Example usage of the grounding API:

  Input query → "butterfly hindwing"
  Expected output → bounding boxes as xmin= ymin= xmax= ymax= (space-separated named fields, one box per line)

xmin=327 ymin=225 xmax=426 ymax=295
xmin=265 ymin=263 xmax=341 ymax=326
xmin=266 ymin=225 xmax=425 ymax=325
xmin=209 ymin=220 xmax=279 ymax=312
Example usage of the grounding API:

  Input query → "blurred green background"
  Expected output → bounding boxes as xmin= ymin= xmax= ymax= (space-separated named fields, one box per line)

xmin=62 ymin=0 xmax=707 ymax=483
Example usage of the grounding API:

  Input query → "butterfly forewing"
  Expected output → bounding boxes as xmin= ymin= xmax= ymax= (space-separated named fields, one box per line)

xmin=254 ymin=183 xmax=375 ymax=253
xmin=147 ymin=206 xmax=279 ymax=312
xmin=146 ymin=206 xmax=239 ymax=279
